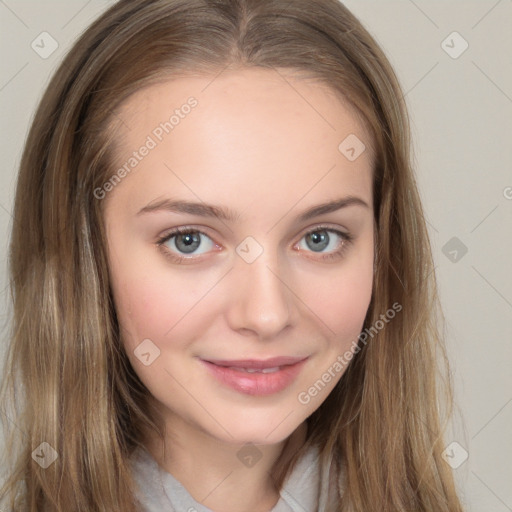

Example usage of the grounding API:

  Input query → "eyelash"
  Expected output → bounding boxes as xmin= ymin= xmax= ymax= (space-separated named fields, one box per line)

xmin=156 ymin=224 xmax=354 ymax=264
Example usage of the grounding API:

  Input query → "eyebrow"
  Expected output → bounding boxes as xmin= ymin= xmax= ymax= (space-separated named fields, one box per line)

xmin=137 ymin=195 xmax=370 ymax=223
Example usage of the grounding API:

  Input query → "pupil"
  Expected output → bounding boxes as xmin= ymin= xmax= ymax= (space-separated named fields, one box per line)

xmin=307 ymin=231 xmax=329 ymax=252
xmin=177 ymin=232 xmax=200 ymax=253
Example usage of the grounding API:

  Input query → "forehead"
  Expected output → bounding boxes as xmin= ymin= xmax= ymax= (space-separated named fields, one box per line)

xmin=117 ymin=67 xmax=373 ymax=151
xmin=107 ymin=68 xmax=374 ymax=215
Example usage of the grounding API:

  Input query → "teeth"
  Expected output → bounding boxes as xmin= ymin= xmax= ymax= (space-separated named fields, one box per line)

xmin=261 ymin=367 xmax=280 ymax=373
xmin=228 ymin=366 xmax=281 ymax=373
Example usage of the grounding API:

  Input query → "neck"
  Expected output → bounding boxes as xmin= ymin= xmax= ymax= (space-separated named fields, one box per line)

xmin=144 ymin=415 xmax=308 ymax=512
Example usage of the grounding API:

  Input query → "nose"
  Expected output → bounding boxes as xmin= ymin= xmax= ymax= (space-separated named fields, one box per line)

xmin=225 ymin=248 xmax=295 ymax=340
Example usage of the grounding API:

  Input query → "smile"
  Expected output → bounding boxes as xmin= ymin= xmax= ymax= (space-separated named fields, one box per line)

xmin=200 ymin=356 xmax=309 ymax=396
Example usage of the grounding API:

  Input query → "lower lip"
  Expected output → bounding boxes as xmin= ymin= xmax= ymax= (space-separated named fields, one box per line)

xmin=200 ymin=359 xmax=308 ymax=396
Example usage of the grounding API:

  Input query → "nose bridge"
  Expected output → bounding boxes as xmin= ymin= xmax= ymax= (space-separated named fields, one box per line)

xmin=226 ymin=238 xmax=293 ymax=338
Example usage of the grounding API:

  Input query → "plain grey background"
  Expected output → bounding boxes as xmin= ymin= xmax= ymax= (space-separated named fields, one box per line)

xmin=0 ymin=1 xmax=511 ymax=511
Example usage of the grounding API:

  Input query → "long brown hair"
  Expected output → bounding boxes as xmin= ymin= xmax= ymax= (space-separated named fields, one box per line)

xmin=0 ymin=0 xmax=463 ymax=510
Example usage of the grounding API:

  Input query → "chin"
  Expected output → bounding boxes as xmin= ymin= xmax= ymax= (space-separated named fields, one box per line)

xmin=207 ymin=417 xmax=302 ymax=447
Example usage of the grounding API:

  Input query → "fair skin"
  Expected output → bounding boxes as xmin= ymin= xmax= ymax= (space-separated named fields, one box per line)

xmin=104 ymin=67 xmax=375 ymax=512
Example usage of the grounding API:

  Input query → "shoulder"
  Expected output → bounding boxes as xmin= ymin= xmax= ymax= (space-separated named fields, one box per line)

xmin=287 ymin=442 xmax=346 ymax=511
xmin=279 ymin=443 xmax=321 ymax=510
xmin=279 ymin=442 xmax=345 ymax=511
xmin=129 ymin=446 xmax=172 ymax=512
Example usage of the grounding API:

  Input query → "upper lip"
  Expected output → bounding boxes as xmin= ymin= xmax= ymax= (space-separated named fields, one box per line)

xmin=202 ymin=356 xmax=308 ymax=369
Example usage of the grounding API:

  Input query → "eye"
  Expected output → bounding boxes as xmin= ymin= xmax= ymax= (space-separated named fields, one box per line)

xmin=295 ymin=225 xmax=353 ymax=261
xmin=156 ymin=225 xmax=353 ymax=264
xmin=156 ymin=227 xmax=218 ymax=263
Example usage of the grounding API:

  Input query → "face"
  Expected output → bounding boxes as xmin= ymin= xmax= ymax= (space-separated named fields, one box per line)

xmin=103 ymin=68 xmax=375 ymax=446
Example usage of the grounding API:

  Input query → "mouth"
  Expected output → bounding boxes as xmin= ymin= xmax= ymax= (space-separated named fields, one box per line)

xmin=199 ymin=356 xmax=309 ymax=396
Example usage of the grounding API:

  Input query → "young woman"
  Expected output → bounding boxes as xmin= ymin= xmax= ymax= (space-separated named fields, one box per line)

xmin=0 ymin=0 xmax=464 ymax=511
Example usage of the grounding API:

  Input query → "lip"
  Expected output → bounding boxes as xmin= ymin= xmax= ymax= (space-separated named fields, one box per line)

xmin=200 ymin=356 xmax=309 ymax=396
xmin=203 ymin=356 xmax=306 ymax=369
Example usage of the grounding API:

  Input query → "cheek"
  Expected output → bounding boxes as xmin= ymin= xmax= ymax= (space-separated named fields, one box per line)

xmin=110 ymin=255 xmax=223 ymax=361
xmin=306 ymin=247 xmax=374 ymax=348
xmin=112 ymin=273 xmax=191 ymax=349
